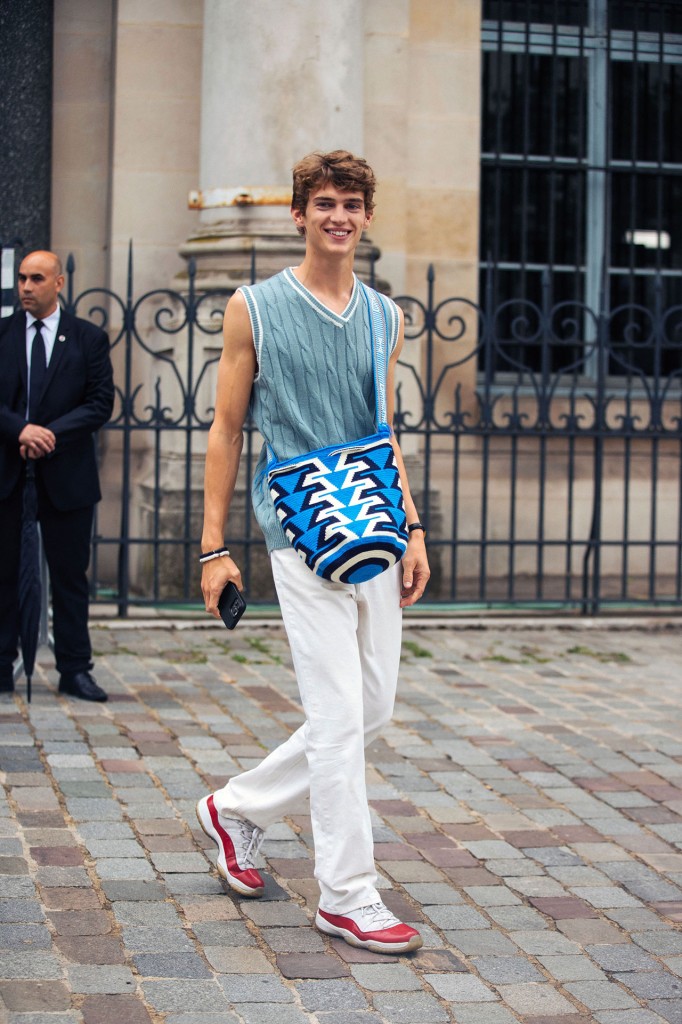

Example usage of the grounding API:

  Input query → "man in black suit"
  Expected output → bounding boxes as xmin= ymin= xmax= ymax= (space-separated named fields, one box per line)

xmin=0 ymin=251 xmax=114 ymax=700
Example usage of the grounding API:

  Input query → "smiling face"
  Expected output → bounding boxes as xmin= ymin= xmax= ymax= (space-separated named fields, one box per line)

xmin=291 ymin=185 xmax=372 ymax=258
xmin=18 ymin=251 xmax=64 ymax=320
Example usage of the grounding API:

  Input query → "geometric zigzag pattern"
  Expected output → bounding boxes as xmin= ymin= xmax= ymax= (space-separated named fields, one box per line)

xmin=268 ymin=428 xmax=408 ymax=584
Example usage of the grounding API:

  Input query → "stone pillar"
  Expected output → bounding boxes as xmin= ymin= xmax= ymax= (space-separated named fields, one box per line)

xmin=180 ymin=0 xmax=377 ymax=287
xmin=0 ymin=0 xmax=53 ymax=258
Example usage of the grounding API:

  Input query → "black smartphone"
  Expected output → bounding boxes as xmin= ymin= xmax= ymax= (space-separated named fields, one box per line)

xmin=217 ymin=581 xmax=247 ymax=629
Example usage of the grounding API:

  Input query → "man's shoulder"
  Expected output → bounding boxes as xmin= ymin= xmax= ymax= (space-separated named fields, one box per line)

xmin=58 ymin=309 xmax=108 ymax=343
xmin=240 ymin=268 xmax=288 ymax=298
xmin=0 ymin=309 xmax=22 ymax=336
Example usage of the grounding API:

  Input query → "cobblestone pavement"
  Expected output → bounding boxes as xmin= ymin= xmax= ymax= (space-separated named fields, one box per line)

xmin=2 ymin=618 xmax=682 ymax=1024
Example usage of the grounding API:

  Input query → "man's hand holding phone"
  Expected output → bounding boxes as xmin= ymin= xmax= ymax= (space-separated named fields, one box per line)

xmin=201 ymin=552 xmax=244 ymax=623
xmin=217 ymin=581 xmax=246 ymax=629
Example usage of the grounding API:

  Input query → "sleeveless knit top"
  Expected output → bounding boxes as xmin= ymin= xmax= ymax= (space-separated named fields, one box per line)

xmin=240 ymin=267 xmax=400 ymax=553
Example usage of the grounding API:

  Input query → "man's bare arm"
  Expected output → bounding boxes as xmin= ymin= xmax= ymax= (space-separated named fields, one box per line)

xmin=386 ymin=308 xmax=430 ymax=608
xmin=201 ymin=291 xmax=256 ymax=618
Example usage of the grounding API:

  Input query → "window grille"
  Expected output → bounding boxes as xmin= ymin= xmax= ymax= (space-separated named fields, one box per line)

xmin=481 ymin=0 xmax=682 ymax=378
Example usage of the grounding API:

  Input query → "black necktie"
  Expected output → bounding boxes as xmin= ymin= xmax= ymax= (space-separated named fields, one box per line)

xmin=29 ymin=320 xmax=46 ymax=421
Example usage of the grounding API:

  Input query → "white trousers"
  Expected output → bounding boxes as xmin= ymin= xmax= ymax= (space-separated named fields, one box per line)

xmin=213 ymin=547 xmax=403 ymax=914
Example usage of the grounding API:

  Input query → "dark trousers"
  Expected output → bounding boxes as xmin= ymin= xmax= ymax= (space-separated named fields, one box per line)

xmin=0 ymin=475 xmax=94 ymax=680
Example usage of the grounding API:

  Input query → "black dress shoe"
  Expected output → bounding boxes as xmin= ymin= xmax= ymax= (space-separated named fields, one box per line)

xmin=58 ymin=671 xmax=108 ymax=702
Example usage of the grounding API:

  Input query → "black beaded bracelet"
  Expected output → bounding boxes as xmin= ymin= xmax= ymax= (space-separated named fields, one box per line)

xmin=199 ymin=547 xmax=230 ymax=564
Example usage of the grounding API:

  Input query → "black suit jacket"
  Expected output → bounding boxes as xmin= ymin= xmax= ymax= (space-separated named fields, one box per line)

xmin=0 ymin=309 xmax=115 ymax=510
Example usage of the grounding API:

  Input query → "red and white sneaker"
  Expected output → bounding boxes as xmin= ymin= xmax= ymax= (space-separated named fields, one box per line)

xmin=196 ymin=794 xmax=265 ymax=897
xmin=316 ymin=901 xmax=423 ymax=954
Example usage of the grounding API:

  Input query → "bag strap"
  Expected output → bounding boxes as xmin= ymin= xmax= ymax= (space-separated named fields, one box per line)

xmin=360 ymin=282 xmax=391 ymax=429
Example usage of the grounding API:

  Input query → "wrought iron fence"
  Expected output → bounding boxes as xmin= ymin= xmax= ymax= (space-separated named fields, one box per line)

xmin=22 ymin=246 xmax=682 ymax=613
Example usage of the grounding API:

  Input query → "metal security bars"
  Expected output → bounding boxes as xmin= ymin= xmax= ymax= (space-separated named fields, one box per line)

xmin=0 ymin=247 xmax=671 ymax=615
xmin=481 ymin=0 xmax=682 ymax=379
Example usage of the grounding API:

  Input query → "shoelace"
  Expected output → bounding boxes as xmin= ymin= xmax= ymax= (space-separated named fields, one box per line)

xmin=360 ymin=902 xmax=401 ymax=930
xmin=224 ymin=817 xmax=265 ymax=868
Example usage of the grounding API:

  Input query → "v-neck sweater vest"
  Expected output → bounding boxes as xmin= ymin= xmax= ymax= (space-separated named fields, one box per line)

xmin=240 ymin=267 xmax=400 ymax=553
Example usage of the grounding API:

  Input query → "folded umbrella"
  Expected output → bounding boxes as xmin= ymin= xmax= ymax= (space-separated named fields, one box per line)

xmin=18 ymin=463 xmax=41 ymax=703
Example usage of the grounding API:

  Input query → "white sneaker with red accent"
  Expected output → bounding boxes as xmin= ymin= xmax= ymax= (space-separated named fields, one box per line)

xmin=315 ymin=901 xmax=423 ymax=954
xmin=196 ymin=794 xmax=265 ymax=897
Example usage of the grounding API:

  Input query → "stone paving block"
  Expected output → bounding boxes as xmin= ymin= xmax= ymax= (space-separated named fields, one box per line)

xmin=240 ymin=902 xmax=311 ymax=927
xmin=472 ymin=955 xmax=545 ymax=984
xmin=95 ymin=858 xmax=157 ymax=881
xmin=165 ymin=1016 xmax=241 ymax=1024
xmin=151 ymin=852 xmax=209 ymax=873
xmin=379 ymin=861 xmax=443 ymax=882
xmin=571 ymin=886 xmax=642 ymax=908
xmin=425 ymin=973 xmax=498 ymax=1002
xmin=55 ymin=935 xmax=126 ymax=964
xmin=647 ymin=1001 xmax=682 ymax=1023
xmin=557 ymin=918 xmax=629 ymax=944
xmin=371 ymin=991 xmax=450 ymax=1022
xmin=564 ymin=979 xmax=640 ymax=1010
xmin=422 ymin=904 xmax=490 ymax=930
xmin=80 ymin=994 xmax=154 ymax=1024
xmin=0 ymin=980 xmax=71 ymax=1012
xmin=85 ymin=841 xmax=146 ymax=858
xmin=1 ymin=951 xmax=63 ymax=979
xmin=77 ymin=823 xmax=136 ymax=843
xmin=0 ymin=923 xmax=52 ymax=949
xmin=448 ymin=1007 xmax=520 ymax=1024
xmin=111 ymin=901 xmax=180 ymax=928
xmin=142 ymin=979 xmax=233 ymax=1013
xmin=0 ymin=877 xmax=38 ymax=898
xmin=177 ymin=896 xmax=240 ymax=922
xmin=204 ymin=946 xmax=275 ymax=973
xmin=121 ymin=925 xmax=194 ymax=952
xmin=594 ymin=1012 xmax=672 ymax=1024
xmin=131 ymin=952 xmax=213 ymax=978
xmin=35 ymin=866 xmax=91 ymax=887
xmin=296 ymin=978 xmax=369 ymax=1011
xmin=409 ymin=946 xmax=466 ymax=970
xmin=586 ymin=943 xmax=660 ymax=971
xmin=5 ymin=1013 xmax=84 ymax=1024
xmin=447 ymin=930 xmax=519 ymax=956
xmin=486 ymin=905 xmax=549 ymax=930
xmin=633 ymin=931 xmax=682 ymax=954
xmin=66 ymin=965 xmax=136 ymax=993
xmin=276 ymin=952 xmax=350 ymax=979
xmin=217 ymin=973 xmax=295 ymax=1003
xmin=164 ymin=875 xmax=226 ymax=896
xmin=0 ymin=899 xmax=45 ymax=922
xmin=349 ymin=963 xmax=423 ymax=992
xmin=402 ymin=882 xmax=464 ymax=904
xmin=613 ymin=971 xmax=682 ymax=1000
xmin=495 ymin=982 xmax=580 ymax=1016
xmin=101 ymin=880 xmax=167 ymax=902
xmin=260 ymin=925 xmax=325 ymax=953
xmin=512 ymin=930 xmax=581 ymax=955
xmin=233 ymin=1007 xmax=315 ymax=1024
xmin=464 ymin=885 xmax=522 ymax=906
xmin=192 ymin=920 xmax=256 ymax=947
xmin=538 ymin=955 xmax=607 ymax=982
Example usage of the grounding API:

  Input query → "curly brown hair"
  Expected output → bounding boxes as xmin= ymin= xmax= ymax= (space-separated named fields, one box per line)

xmin=291 ymin=150 xmax=376 ymax=234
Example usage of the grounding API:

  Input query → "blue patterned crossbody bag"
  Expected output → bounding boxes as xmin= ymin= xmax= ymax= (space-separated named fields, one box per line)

xmin=266 ymin=284 xmax=408 ymax=584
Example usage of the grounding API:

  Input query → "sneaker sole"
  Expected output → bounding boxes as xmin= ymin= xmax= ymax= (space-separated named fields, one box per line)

xmin=315 ymin=911 xmax=423 ymax=954
xmin=195 ymin=799 xmax=264 ymax=898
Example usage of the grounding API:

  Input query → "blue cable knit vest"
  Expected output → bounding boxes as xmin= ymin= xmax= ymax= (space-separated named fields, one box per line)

xmin=240 ymin=267 xmax=400 ymax=553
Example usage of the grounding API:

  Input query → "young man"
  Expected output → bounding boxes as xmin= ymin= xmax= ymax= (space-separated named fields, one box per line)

xmin=197 ymin=151 xmax=429 ymax=954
